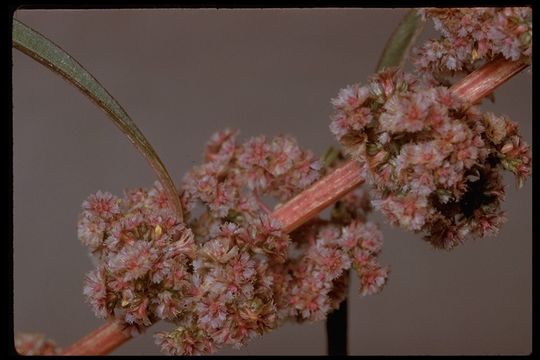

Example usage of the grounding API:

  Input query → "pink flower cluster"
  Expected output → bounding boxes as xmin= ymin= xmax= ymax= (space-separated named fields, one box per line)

xmin=79 ymin=131 xmax=388 ymax=355
xmin=78 ymin=185 xmax=196 ymax=329
xmin=414 ymin=7 xmax=532 ymax=77
xmin=155 ymin=193 xmax=387 ymax=355
xmin=15 ymin=333 xmax=61 ymax=355
xmin=330 ymin=68 xmax=531 ymax=249
xmin=274 ymin=190 xmax=388 ymax=322
xmin=184 ymin=129 xmax=320 ymax=212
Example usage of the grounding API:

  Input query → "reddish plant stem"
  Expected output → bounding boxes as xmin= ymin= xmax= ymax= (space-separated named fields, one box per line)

xmin=451 ymin=57 xmax=528 ymax=104
xmin=62 ymin=57 xmax=527 ymax=355
xmin=274 ymin=160 xmax=365 ymax=233
xmin=62 ymin=320 xmax=131 ymax=355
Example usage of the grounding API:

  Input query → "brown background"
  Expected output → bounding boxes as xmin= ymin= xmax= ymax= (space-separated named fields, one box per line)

xmin=13 ymin=8 xmax=531 ymax=355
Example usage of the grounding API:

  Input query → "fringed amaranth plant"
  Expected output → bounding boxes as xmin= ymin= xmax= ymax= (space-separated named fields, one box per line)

xmin=13 ymin=7 xmax=531 ymax=356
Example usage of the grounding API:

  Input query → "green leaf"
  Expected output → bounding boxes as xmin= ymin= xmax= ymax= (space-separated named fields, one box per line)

xmin=376 ymin=9 xmax=425 ymax=72
xmin=12 ymin=18 xmax=184 ymax=221
xmin=321 ymin=146 xmax=342 ymax=169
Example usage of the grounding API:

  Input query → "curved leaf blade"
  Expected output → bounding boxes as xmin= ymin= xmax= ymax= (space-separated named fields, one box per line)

xmin=376 ymin=9 xmax=425 ymax=72
xmin=12 ymin=18 xmax=184 ymax=221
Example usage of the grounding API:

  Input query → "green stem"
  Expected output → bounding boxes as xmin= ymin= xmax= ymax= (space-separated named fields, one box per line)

xmin=12 ymin=19 xmax=184 ymax=222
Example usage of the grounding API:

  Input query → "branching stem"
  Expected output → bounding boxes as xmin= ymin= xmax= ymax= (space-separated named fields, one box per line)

xmin=60 ymin=56 xmax=528 ymax=355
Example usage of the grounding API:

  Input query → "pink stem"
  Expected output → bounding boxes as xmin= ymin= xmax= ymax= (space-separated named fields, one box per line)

xmin=61 ymin=320 xmax=131 ymax=355
xmin=61 ymin=57 xmax=527 ymax=355
xmin=273 ymin=160 xmax=365 ymax=233
xmin=451 ymin=57 xmax=527 ymax=104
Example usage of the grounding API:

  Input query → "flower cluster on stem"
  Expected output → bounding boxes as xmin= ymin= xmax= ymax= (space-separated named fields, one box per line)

xmin=78 ymin=186 xmax=195 ymax=331
xmin=78 ymin=131 xmax=387 ymax=355
xmin=15 ymin=333 xmax=61 ymax=355
xmin=330 ymin=7 xmax=531 ymax=250
xmin=38 ymin=6 xmax=532 ymax=356
xmin=330 ymin=68 xmax=530 ymax=249
xmin=414 ymin=7 xmax=531 ymax=79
